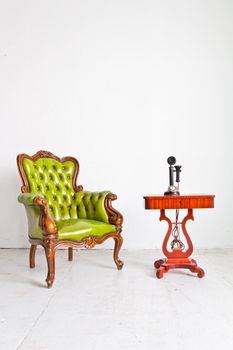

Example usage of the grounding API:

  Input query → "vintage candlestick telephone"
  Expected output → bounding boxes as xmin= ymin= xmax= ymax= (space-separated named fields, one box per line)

xmin=164 ymin=156 xmax=182 ymax=196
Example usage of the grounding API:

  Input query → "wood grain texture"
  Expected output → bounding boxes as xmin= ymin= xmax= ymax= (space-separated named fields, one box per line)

xmin=144 ymin=194 xmax=215 ymax=209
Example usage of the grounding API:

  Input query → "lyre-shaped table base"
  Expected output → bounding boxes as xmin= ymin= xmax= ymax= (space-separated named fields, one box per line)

xmin=144 ymin=194 xmax=215 ymax=279
xmin=154 ymin=209 xmax=205 ymax=279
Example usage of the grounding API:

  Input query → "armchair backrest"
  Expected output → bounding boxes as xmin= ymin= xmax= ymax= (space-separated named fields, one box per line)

xmin=17 ymin=150 xmax=81 ymax=221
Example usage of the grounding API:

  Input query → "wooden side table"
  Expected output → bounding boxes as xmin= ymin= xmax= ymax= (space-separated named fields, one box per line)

xmin=144 ymin=195 xmax=215 ymax=278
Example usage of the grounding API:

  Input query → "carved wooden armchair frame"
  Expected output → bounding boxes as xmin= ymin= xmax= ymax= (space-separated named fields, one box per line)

xmin=17 ymin=150 xmax=123 ymax=288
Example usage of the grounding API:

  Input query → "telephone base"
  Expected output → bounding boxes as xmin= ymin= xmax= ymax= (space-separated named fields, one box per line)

xmin=164 ymin=191 xmax=180 ymax=196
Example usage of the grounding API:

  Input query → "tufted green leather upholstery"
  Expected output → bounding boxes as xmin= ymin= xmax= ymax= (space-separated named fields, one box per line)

xmin=17 ymin=151 xmax=123 ymax=288
xmin=18 ymin=193 xmax=43 ymax=238
xmin=57 ymin=219 xmax=116 ymax=241
xmin=18 ymin=157 xmax=116 ymax=240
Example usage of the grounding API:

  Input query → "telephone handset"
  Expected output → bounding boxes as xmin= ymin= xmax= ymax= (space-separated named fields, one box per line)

xmin=164 ymin=156 xmax=182 ymax=196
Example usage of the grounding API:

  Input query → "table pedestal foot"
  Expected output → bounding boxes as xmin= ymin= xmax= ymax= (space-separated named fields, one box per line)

xmin=154 ymin=259 xmax=165 ymax=269
xmin=155 ymin=258 xmax=205 ymax=278
xmin=189 ymin=264 xmax=205 ymax=278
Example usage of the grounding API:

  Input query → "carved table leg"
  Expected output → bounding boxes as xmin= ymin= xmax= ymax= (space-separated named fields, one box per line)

xmin=154 ymin=259 xmax=165 ymax=269
xmin=113 ymin=236 xmax=124 ymax=270
xmin=154 ymin=209 xmax=205 ymax=279
xmin=156 ymin=266 xmax=168 ymax=279
xmin=68 ymin=247 xmax=73 ymax=261
xmin=44 ymin=245 xmax=56 ymax=288
xmin=29 ymin=244 xmax=37 ymax=268
xmin=189 ymin=263 xmax=205 ymax=278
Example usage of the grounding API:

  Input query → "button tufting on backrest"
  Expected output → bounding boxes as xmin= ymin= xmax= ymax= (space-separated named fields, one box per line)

xmin=22 ymin=157 xmax=78 ymax=221
xmin=71 ymin=191 xmax=110 ymax=223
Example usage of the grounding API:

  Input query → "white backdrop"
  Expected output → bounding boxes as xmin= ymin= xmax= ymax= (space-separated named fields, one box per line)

xmin=0 ymin=0 xmax=232 ymax=248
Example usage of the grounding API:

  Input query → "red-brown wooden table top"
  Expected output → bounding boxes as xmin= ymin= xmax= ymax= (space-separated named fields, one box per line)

xmin=144 ymin=195 xmax=215 ymax=210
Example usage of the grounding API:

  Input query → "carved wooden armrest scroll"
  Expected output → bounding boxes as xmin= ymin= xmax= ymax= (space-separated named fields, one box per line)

xmin=105 ymin=193 xmax=123 ymax=232
xmin=33 ymin=196 xmax=58 ymax=240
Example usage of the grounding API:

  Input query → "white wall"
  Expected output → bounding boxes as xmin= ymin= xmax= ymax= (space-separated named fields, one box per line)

xmin=0 ymin=0 xmax=232 ymax=249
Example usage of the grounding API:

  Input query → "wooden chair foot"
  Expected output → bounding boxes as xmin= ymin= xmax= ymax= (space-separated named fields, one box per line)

xmin=113 ymin=236 xmax=124 ymax=270
xmin=29 ymin=244 xmax=37 ymax=268
xmin=116 ymin=259 xmax=124 ymax=270
xmin=68 ymin=247 xmax=73 ymax=261
xmin=44 ymin=246 xmax=56 ymax=288
xmin=46 ymin=276 xmax=54 ymax=288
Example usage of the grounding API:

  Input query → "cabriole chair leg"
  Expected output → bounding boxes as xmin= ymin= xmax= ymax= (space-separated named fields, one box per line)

xmin=68 ymin=247 xmax=73 ymax=261
xmin=29 ymin=244 xmax=37 ymax=268
xmin=44 ymin=246 xmax=56 ymax=288
xmin=113 ymin=236 xmax=124 ymax=270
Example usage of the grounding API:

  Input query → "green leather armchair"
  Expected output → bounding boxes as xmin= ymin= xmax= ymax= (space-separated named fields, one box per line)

xmin=17 ymin=150 xmax=123 ymax=288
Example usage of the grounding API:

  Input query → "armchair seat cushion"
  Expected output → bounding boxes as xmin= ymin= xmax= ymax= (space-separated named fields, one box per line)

xmin=56 ymin=219 xmax=116 ymax=241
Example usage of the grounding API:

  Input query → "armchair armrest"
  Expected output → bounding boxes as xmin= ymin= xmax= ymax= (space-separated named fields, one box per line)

xmin=18 ymin=192 xmax=43 ymax=205
xmin=74 ymin=191 xmax=123 ymax=227
xmin=18 ymin=192 xmax=57 ymax=236
xmin=105 ymin=193 xmax=123 ymax=226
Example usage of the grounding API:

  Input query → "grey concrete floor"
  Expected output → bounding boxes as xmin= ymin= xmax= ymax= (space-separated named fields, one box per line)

xmin=1 ymin=248 xmax=233 ymax=350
